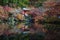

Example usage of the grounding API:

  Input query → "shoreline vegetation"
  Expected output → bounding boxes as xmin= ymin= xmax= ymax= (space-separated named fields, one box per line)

xmin=0 ymin=18 xmax=60 ymax=24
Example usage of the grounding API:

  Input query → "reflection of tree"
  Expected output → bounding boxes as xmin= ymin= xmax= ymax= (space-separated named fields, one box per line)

xmin=44 ymin=24 xmax=60 ymax=40
xmin=0 ymin=23 xmax=9 ymax=35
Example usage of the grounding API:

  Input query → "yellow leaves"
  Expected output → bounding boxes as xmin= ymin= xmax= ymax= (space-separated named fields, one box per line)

xmin=17 ymin=23 xmax=24 ymax=29
xmin=0 ymin=6 xmax=4 ymax=14
xmin=0 ymin=6 xmax=9 ymax=19
xmin=16 ymin=14 xmax=25 ymax=20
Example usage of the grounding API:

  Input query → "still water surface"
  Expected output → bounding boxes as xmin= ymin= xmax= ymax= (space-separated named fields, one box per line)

xmin=0 ymin=22 xmax=60 ymax=35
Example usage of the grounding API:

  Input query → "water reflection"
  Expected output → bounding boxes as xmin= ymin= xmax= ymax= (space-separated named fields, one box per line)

xmin=0 ymin=23 xmax=9 ymax=35
xmin=0 ymin=22 xmax=60 ymax=35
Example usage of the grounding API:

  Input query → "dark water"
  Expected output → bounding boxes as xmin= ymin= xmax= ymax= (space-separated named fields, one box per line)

xmin=0 ymin=23 xmax=60 ymax=40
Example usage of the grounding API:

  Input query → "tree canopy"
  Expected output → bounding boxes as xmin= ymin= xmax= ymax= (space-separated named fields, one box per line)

xmin=0 ymin=0 xmax=46 ymax=7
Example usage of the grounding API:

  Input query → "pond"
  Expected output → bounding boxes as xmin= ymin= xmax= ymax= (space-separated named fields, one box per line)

xmin=0 ymin=22 xmax=60 ymax=40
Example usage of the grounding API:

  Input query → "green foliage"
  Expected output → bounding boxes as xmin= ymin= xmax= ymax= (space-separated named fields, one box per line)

xmin=0 ymin=0 xmax=46 ymax=7
xmin=39 ymin=0 xmax=46 ymax=2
